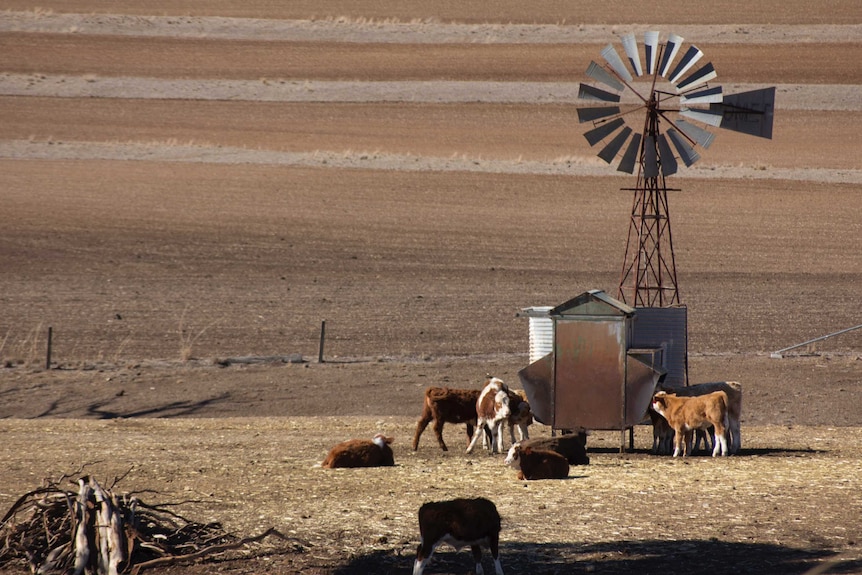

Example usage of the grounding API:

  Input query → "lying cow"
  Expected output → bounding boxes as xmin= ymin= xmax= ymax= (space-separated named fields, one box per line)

xmin=504 ymin=443 xmax=570 ymax=480
xmin=651 ymin=391 xmax=729 ymax=457
xmin=413 ymin=386 xmax=480 ymax=452
xmin=413 ymin=497 xmax=504 ymax=575
xmin=466 ymin=377 xmax=511 ymax=454
xmin=321 ymin=434 xmax=395 ymax=468
xmin=519 ymin=433 xmax=590 ymax=466
xmin=651 ymin=381 xmax=743 ymax=455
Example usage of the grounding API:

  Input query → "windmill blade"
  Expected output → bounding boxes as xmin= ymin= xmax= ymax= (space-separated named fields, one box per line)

xmin=657 ymin=134 xmax=678 ymax=175
xmin=601 ymin=43 xmax=633 ymax=82
xmin=620 ymin=34 xmax=643 ymax=76
xmin=577 ymin=106 xmax=621 ymax=123
xmin=598 ymin=126 xmax=633 ymax=163
xmin=712 ymin=86 xmax=776 ymax=139
xmin=617 ymin=132 xmax=642 ymax=174
xmin=586 ymin=61 xmax=625 ymax=91
xmin=668 ymin=45 xmax=704 ymax=84
xmin=676 ymin=62 xmax=717 ymax=91
xmin=644 ymin=135 xmax=659 ymax=177
xmin=584 ymin=117 xmax=625 ymax=146
xmin=680 ymin=86 xmax=723 ymax=105
xmin=659 ymin=33 xmax=684 ymax=77
xmin=644 ymin=31 xmax=659 ymax=75
xmin=675 ymin=118 xmax=716 ymax=148
xmin=667 ymin=128 xmax=701 ymax=166
xmin=680 ymin=107 xmax=723 ymax=127
xmin=578 ymin=83 xmax=622 ymax=102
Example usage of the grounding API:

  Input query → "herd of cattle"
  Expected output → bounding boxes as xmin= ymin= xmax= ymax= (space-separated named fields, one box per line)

xmin=321 ymin=375 xmax=743 ymax=471
xmin=319 ymin=375 xmax=743 ymax=574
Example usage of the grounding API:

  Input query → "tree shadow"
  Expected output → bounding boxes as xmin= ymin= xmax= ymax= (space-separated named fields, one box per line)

xmin=30 ymin=392 xmax=233 ymax=419
xmin=84 ymin=392 xmax=232 ymax=418
xmin=331 ymin=539 xmax=861 ymax=575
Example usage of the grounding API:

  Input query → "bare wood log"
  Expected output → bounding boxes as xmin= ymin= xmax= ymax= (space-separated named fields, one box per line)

xmin=90 ymin=477 xmax=125 ymax=575
xmin=72 ymin=478 xmax=92 ymax=575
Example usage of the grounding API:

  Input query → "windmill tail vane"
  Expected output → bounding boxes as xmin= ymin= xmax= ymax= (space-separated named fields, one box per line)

xmin=576 ymin=31 xmax=774 ymax=307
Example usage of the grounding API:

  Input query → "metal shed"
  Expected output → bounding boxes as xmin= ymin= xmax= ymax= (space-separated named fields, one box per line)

xmin=518 ymin=289 xmax=688 ymax=451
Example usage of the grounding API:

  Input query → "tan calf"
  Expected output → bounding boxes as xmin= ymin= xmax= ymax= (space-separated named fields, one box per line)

xmin=651 ymin=391 xmax=730 ymax=457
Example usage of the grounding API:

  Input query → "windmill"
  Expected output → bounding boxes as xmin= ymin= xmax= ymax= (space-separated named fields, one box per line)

xmin=577 ymin=31 xmax=775 ymax=307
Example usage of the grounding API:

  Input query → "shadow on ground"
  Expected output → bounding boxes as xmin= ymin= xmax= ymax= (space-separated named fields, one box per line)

xmin=330 ymin=539 xmax=861 ymax=575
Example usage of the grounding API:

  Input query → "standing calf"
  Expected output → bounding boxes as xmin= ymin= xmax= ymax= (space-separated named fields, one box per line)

xmin=651 ymin=391 xmax=730 ymax=457
xmin=413 ymin=386 xmax=480 ymax=451
xmin=413 ymin=497 xmax=503 ymax=575
xmin=320 ymin=434 xmax=395 ymax=468
xmin=466 ymin=377 xmax=510 ymax=454
xmin=504 ymin=443 xmax=570 ymax=480
xmin=650 ymin=381 xmax=743 ymax=455
xmin=506 ymin=389 xmax=533 ymax=445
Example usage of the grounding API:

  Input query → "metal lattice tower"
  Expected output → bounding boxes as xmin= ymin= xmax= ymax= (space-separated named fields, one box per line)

xmin=618 ymin=92 xmax=681 ymax=306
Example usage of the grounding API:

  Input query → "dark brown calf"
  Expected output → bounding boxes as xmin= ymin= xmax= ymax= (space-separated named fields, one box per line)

xmin=504 ymin=443 xmax=570 ymax=480
xmin=519 ymin=433 xmax=590 ymax=466
xmin=412 ymin=387 xmax=480 ymax=451
xmin=413 ymin=497 xmax=504 ymax=575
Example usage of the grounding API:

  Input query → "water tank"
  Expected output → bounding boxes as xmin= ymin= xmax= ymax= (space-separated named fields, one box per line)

xmin=524 ymin=306 xmax=554 ymax=363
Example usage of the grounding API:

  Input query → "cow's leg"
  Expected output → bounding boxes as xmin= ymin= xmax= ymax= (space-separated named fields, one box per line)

xmin=413 ymin=539 xmax=437 ymax=575
xmin=730 ymin=418 xmax=742 ymax=454
xmin=672 ymin=429 xmax=684 ymax=457
xmin=465 ymin=422 xmax=476 ymax=448
xmin=489 ymin=529 xmax=504 ymax=575
xmin=683 ymin=430 xmax=696 ymax=456
xmin=465 ymin=420 xmax=484 ymax=453
xmin=493 ymin=422 xmax=505 ymax=453
xmin=412 ymin=413 xmax=432 ymax=451
xmin=471 ymin=545 xmax=485 ymax=575
xmin=432 ymin=419 xmax=448 ymax=451
xmin=713 ymin=422 xmax=729 ymax=456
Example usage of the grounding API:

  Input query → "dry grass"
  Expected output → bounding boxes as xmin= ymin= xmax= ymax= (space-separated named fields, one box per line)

xmin=1 ymin=417 xmax=860 ymax=574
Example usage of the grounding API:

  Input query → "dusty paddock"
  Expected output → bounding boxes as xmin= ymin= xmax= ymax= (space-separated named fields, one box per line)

xmin=2 ymin=416 xmax=862 ymax=575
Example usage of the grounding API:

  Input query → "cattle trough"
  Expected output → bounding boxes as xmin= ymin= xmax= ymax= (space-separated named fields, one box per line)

xmin=517 ymin=289 xmax=688 ymax=451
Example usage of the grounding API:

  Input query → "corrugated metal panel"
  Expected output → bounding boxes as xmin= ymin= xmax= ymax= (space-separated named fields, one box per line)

xmin=630 ymin=306 xmax=688 ymax=389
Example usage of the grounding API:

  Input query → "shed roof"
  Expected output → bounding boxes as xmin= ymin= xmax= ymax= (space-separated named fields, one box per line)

xmin=550 ymin=289 xmax=635 ymax=318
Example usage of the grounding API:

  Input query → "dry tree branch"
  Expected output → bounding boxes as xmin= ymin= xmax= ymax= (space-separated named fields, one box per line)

xmin=129 ymin=527 xmax=291 ymax=575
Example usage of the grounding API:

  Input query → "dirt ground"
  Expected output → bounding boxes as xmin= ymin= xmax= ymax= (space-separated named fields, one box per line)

xmin=1 ymin=3 xmax=861 ymax=574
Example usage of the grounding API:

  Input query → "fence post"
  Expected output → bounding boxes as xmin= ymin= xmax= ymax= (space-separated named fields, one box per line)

xmin=318 ymin=320 xmax=326 ymax=363
xmin=46 ymin=326 xmax=53 ymax=370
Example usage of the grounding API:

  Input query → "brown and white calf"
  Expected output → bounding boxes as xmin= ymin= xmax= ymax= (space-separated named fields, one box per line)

xmin=413 ymin=387 xmax=480 ymax=451
xmin=466 ymin=377 xmax=511 ymax=454
xmin=321 ymin=434 xmax=395 ymax=468
xmin=651 ymin=391 xmax=730 ymax=457
xmin=504 ymin=443 xmax=570 ymax=480
xmin=519 ymin=433 xmax=590 ymax=466
xmin=413 ymin=497 xmax=503 ymax=575
xmin=650 ymin=381 xmax=743 ymax=455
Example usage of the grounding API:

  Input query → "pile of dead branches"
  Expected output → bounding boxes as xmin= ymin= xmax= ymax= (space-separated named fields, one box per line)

xmin=0 ymin=471 xmax=290 ymax=574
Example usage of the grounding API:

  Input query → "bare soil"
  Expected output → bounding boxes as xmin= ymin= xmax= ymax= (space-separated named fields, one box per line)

xmin=1 ymin=3 xmax=861 ymax=574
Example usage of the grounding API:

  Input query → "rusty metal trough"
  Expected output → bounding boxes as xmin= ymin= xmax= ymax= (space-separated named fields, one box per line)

xmin=517 ymin=289 xmax=688 ymax=451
